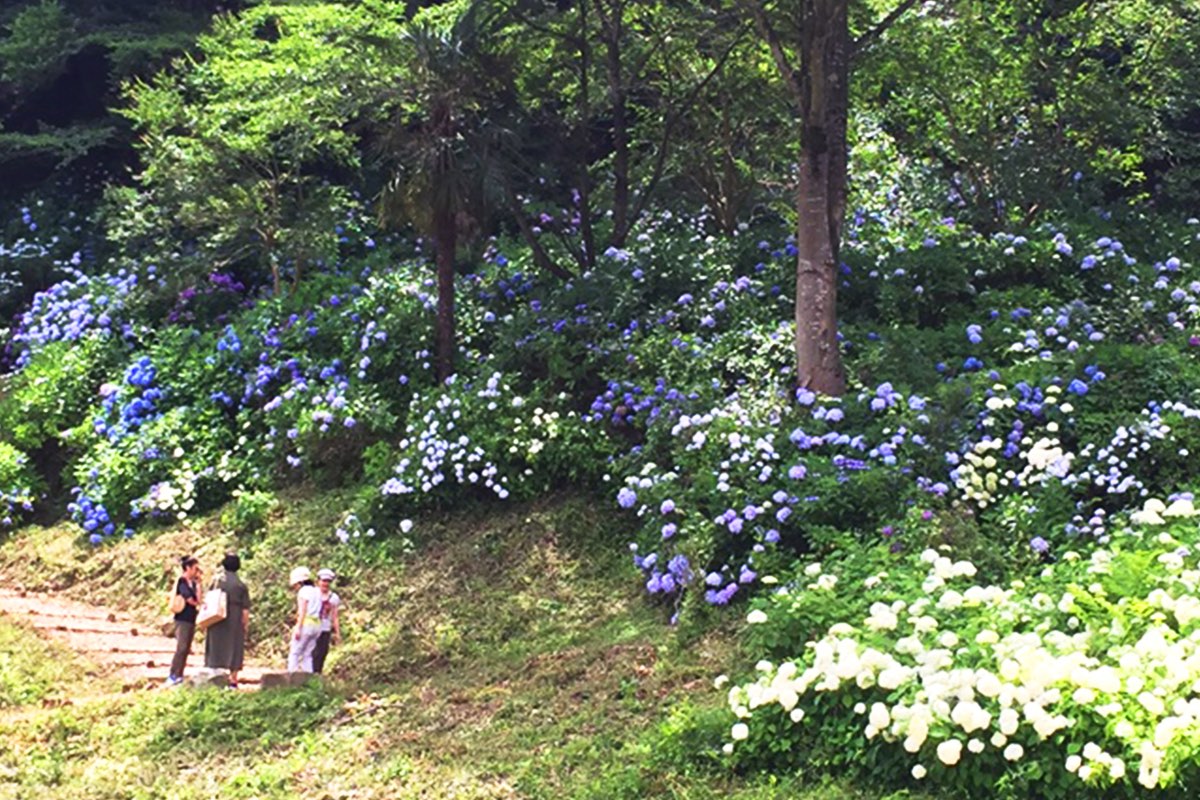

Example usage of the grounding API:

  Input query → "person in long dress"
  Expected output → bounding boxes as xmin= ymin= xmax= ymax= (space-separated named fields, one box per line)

xmin=204 ymin=552 xmax=251 ymax=689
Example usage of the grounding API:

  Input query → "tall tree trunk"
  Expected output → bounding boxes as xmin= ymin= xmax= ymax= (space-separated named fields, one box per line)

xmin=598 ymin=0 xmax=630 ymax=246
xmin=434 ymin=206 xmax=457 ymax=382
xmin=794 ymin=0 xmax=848 ymax=395
xmin=576 ymin=0 xmax=598 ymax=270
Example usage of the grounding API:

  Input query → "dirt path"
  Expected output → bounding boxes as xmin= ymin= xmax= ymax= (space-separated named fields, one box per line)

xmin=0 ymin=585 xmax=268 ymax=689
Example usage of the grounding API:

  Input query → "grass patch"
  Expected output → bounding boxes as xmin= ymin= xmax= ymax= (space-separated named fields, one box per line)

xmin=0 ymin=617 xmax=85 ymax=707
xmin=0 ymin=489 xmax=939 ymax=798
xmin=119 ymin=682 xmax=342 ymax=755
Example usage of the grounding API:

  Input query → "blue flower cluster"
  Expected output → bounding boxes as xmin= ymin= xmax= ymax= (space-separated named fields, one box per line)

xmin=67 ymin=489 xmax=131 ymax=545
xmin=92 ymin=357 xmax=163 ymax=442
xmin=632 ymin=548 xmax=693 ymax=598
xmin=587 ymin=379 xmax=702 ymax=427
xmin=0 ymin=487 xmax=33 ymax=528
xmin=12 ymin=267 xmax=158 ymax=367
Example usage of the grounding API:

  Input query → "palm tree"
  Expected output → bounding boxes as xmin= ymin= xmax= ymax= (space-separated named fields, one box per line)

xmin=380 ymin=16 xmax=508 ymax=382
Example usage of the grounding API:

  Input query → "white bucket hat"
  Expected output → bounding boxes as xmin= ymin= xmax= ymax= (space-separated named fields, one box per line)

xmin=288 ymin=566 xmax=312 ymax=586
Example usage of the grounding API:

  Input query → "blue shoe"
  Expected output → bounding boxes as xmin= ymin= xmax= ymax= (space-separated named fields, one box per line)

xmin=165 ymin=675 xmax=183 ymax=686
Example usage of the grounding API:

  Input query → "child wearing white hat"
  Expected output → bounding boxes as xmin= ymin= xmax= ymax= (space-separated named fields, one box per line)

xmin=312 ymin=568 xmax=342 ymax=674
xmin=287 ymin=566 xmax=323 ymax=672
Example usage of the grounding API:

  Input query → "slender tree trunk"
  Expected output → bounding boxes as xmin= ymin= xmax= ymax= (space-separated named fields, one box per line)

xmin=434 ymin=206 xmax=457 ymax=382
xmin=576 ymin=0 xmax=598 ymax=269
xmin=794 ymin=0 xmax=848 ymax=395
xmin=263 ymin=230 xmax=282 ymax=297
xmin=599 ymin=0 xmax=630 ymax=246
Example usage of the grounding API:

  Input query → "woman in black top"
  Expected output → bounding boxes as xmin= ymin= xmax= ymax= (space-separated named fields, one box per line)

xmin=168 ymin=556 xmax=201 ymax=685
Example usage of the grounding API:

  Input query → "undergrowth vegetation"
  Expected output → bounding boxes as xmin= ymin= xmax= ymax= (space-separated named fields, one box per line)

xmin=4 ymin=201 xmax=1200 ymax=796
xmin=2 ymin=0 xmax=1200 ymax=795
xmin=0 ymin=618 xmax=83 ymax=708
xmin=0 ymin=496 xmax=873 ymax=800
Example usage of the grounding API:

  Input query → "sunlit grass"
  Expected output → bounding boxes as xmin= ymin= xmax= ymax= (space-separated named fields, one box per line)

xmin=0 ymin=492 xmax=933 ymax=799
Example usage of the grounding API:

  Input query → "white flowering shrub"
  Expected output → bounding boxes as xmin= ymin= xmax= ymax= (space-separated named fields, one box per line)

xmin=374 ymin=372 xmax=612 ymax=518
xmin=724 ymin=506 xmax=1200 ymax=798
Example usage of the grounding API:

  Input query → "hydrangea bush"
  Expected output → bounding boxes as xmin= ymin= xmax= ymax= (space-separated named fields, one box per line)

xmin=0 ymin=442 xmax=39 ymax=528
xmin=366 ymin=372 xmax=613 ymax=533
xmin=0 ymin=197 xmax=101 ymax=330
xmin=722 ymin=504 xmax=1200 ymax=798
xmin=598 ymin=211 xmax=1200 ymax=611
xmin=4 ymin=200 xmax=1200 ymax=594
xmin=7 ymin=193 xmax=1200 ymax=799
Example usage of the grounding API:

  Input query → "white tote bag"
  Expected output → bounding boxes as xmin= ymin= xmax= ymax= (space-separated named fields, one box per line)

xmin=196 ymin=582 xmax=228 ymax=631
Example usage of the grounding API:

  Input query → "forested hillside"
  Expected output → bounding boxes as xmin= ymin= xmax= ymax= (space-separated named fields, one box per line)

xmin=3 ymin=1 xmax=1200 ymax=797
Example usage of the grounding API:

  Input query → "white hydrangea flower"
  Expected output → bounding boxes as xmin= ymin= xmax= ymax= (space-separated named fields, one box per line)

xmin=936 ymin=739 xmax=963 ymax=766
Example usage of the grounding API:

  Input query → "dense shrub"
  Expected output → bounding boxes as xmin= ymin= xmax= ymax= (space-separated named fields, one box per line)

xmin=0 ymin=442 xmax=38 ymax=528
xmin=0 ymin=197 xmax=102 ymax=328
xmin=0 ymin=336 xmax=123 ymax=453
xmin=3 ymin=206 xmax=1200 ymax=610
xmin=362 ymin=372 xmax=614 ymax=535
xmin=723 ymin=504 xmax=1200 ymax=798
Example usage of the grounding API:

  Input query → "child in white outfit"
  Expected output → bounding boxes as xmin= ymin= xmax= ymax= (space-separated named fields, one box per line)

xmin=287 ymin=567 xmax=323 ymax=672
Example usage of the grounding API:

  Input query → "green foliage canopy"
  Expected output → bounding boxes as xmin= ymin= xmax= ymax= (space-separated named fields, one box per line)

xmin=118 ymin=2 xmax=403 ymax=292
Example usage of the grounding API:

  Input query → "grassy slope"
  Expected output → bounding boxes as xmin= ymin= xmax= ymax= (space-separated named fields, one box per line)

xmin=0 ymin=490 xmax=904 ymax=800
xmin=0 ymin=617 xmax=88 ymax=709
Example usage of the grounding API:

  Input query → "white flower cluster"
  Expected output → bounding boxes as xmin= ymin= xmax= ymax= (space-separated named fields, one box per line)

xmin=726 ymin=522 xmax=1200 ymax=791
xmin=951 ymin=438 xmax=1004 ymax=507
xmin=383 ymin=393 xmax=508 ymax=499
xmin=334 ymin=511 xmax=376 ymax=543
xmin=381 ymin=373 xmax=578 ymax=504
xmin=1021 ymin=436 xmax=1074 ymax=483
xmin=131 ymin=456 xmax=197 ymax=521
xmin=509 ymin=404 xmax=568 ymax=459
xmin=671 ymin=400 xmax=780 ymax=487
xmin=1130 ymin=496 xmax=1197 ymax=526
xmin=951 ymin=382 xmax=1089 ymax=511
xmin=953 ymin=432 xmax=1076 ymax=511
xmin=1071 ymin=401 xmax=1200 ymax=497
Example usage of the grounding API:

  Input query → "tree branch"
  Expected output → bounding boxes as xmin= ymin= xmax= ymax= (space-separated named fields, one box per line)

xmin=493 ymin=0 xmax=580 ymax=44
xmin=503 ymin=180 xmax=576 ymax=281
xmin=736 ymin=0 xmax=803 ymax=105
xmin=853 ymin=0 xmax=922 ymax=60
xmin=630 ymin=28 xmax=747 ymax=225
